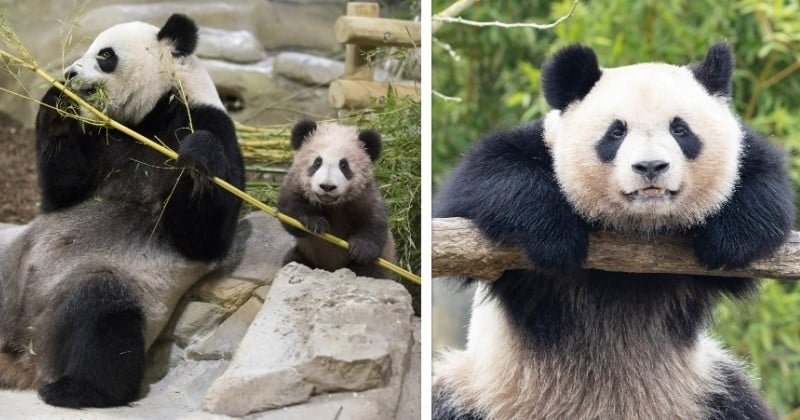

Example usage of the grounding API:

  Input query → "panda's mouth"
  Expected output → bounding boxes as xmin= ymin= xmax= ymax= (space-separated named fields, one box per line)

xmin=623 ymin=187 xmax=677 ymax=199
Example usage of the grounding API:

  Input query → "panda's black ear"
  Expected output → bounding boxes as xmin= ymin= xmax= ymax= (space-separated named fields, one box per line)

xmin=690 ymin=42 xmax=734 ymax=98
xmin=158 ymin=14 xmax=198 ymax=57
xmin=541 ymin=44 xmax=602 ymax=111
xmin=290 ymin=119 xmax=317 ymax=150
xmin=358 ymin=130 xmax=382 ymax=162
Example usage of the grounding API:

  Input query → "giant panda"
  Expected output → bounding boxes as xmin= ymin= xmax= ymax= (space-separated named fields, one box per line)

xmin=433 ymin=43 xmax=794 ymax=419
xmin=0 ymin=14 xmax=244 ymax=407
xmin=277 ymin=119 xmax=396 ymax=279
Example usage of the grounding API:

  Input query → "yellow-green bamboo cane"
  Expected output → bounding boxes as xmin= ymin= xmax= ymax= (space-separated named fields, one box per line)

xmin=0 ymin=48 xmax=421 ymax=285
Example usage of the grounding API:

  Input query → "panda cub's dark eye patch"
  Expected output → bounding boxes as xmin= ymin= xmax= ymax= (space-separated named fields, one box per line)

xmin=308 ymin=156 xmax=323 ymax=176
xmin=96 ymin=47 xmax=118 ymax=73
xmin=595 ymin=119 xmax=627 ymax=163
xmin=670 ymin=117 xmax=701 ymax=159
xmin=339 ymin=158 xmax=353 ymax=180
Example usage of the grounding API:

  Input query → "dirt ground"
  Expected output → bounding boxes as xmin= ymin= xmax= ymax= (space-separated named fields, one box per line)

xmin=0 ymin=112 xmax=39 ymax=224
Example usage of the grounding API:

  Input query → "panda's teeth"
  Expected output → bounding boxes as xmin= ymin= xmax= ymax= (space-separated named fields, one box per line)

xmin=638 ymin=188 xmax=667 ymax=196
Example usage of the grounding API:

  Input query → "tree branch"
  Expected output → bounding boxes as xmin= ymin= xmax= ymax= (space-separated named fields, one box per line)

xmin=432 ymin=0 xmax=580 ymax=33
xmin=432 ymin=217 xmax=800 ymax=281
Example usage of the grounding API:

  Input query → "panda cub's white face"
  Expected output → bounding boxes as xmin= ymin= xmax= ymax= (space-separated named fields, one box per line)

xmin=296 ymin=124 xmax=373 ymax=206
xmin=63 ymin=15 xmax=222 ymax=125
xmin=545 ymin=62 xmax=743 ymax=233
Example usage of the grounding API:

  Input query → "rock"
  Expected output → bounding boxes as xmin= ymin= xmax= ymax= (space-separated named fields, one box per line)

xmin=200 ymin=58 xmax=335 ymax=126
xmin=189 ymin=276 xmax=258 ymax=314
xmin=197 ymin=27 xmax=265 ymax=64
xmin=186 ymin=297 xmax=263 ymax=361
xmin=202 ymin=263 xmax=414 ymax=417
xmin=274 ymin=52 xmax=344 ymax=86
xmin=253 ymin=285 xmax=270 ymax=302
xmin=397 ymin=317 xmax=422 ymax=420
xmin=171 ymin=301 xmax=227 ymax=347
xmin=220 ymin=212 xmax=294 ymax=283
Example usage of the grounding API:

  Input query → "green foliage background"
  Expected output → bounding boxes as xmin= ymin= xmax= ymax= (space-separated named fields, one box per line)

xmin=433 ymin=0 xmax=800 ymax=416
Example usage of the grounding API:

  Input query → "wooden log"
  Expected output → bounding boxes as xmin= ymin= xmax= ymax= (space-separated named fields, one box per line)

xmin=328 ymin=79 xmax=420 ymax=109
xmin=344 ymin=2 xmax=379 ymax=78
xmin=432 ymin=217 xmax=800 ymax=281
xmin=335 ymin=16 xmax=421 ymax=47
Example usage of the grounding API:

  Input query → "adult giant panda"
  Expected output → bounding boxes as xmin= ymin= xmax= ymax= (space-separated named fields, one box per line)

xmin=433 ymin=43 xmax=794 ymax=419
xmin=0 ymin=14 xmax=244 ymax=407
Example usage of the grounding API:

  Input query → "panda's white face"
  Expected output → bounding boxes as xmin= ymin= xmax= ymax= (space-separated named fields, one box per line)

xmin=65 ymin=22 xmax=171 ymax=124
xmin=294 ymin=124 xmax=373 ymax=206
xmin=544 ymin=63 xmax=742 ymax=233
xmin=64 ymin=16 xmax=222 ymax=125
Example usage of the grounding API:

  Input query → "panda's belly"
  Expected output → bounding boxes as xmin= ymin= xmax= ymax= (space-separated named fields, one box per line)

xmin=2 ymin=201 xmax=210 ymax=351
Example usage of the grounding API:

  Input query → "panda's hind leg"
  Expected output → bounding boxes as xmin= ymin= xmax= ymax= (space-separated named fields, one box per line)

xmin=39 ymin=271 xmax=145 ymax=408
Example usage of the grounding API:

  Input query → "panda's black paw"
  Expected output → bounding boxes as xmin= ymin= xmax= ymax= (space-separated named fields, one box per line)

xmin=299 ymin=215 xmax=330 ymax=234
xmin=177 ymin=130 xmax=225 ymax=176
xmin=693 ymin=233 xmax=758 ymax=269
xmin=519 ymin=231 xmax=588 ymax=274
xmin=40 ymin=377 xmax=123 ymax=408
xmin=348 ymin=237 xmax=382 ymax=264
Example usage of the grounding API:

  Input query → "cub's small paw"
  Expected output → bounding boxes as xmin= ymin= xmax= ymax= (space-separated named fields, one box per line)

xmin=348 ymin=237 xmax=381 ymax=265
xmin=300 ymin=215 xmax=329 ymax=234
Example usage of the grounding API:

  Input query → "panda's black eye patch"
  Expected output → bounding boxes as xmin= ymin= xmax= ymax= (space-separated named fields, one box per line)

xmin=339 ymin=158 xmax=353 ymax=180
xmin=670 ymin=117 xmax=701 ymax=159
xmin=595 ymin=119 xmax=627 ymax=163
xmin=308 ymin=156 xmax=323 ymax=176
xmin=96 ymin=47 xmax=118 ymax=73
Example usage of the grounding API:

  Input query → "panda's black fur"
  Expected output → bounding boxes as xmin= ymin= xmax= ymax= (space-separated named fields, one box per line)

xmin=433 ymin=43 xmax=793 ymax=419
xmin=0 ymin=14 xmax=244 ymax=408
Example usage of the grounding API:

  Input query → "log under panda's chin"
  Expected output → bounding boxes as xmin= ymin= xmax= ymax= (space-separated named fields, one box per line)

xmin=434 ymin=42 xmax=793 ymax=420
xmin=0 ymin=13 xmax=245 ymax=408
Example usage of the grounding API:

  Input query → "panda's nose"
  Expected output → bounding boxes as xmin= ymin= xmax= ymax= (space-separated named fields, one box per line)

xmin=64 ymin=70 xmax=77 ymax=80
xmin=632 ymin=160 xmax=669 ymax=181
xmin=320 ymin=184 xmax=337 ymax=192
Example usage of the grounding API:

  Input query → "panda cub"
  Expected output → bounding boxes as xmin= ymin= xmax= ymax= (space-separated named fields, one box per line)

xmin=0 ymin=14 xmax=244 ymax=407
xmin=278 ymin=119 xmax=396 ymax=279
xmin=433 ymin=43 xmax=794 ymax=419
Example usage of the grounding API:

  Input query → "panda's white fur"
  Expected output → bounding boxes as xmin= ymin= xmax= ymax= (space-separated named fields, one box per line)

xmin=544 ymin=63 xmax=742 ymax=233
xmin=433 ymin=43 xmax=793 ymax=420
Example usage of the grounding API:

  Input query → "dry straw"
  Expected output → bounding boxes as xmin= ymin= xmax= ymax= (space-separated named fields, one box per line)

xmin=0 ymin=17 xmax=420 ymax=284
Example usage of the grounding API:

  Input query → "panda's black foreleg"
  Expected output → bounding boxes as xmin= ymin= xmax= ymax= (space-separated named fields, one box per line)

xmin=165 ymin=128 xmax=244 ymax=262
xmin=39 ymin=272 xmax=145 ymax=408
xmin=693 ymin=131 xmax=795 ymax=271
xmin=35 ymin=86 xmax=101 ymax=212
xmin=276 ymin=185 xmax=330 ymax=237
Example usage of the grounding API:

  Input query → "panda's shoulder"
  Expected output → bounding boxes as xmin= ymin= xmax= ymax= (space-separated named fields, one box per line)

xmin=739 ymin=124 xmax=786 ymax=170
xmin=466 ymin=119 xmax=549 ymax=166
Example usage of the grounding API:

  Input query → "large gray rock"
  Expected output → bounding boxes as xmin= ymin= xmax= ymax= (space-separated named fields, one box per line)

xmin=187 ymin=296 xmax=263 ymax=360
xmin=202 ymin=263 xmax=415 ymax=417
xmin=274 ymin=52 xmax=344 ymax=86
xmin=197 ymin=27 xmax=265 ymax=64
